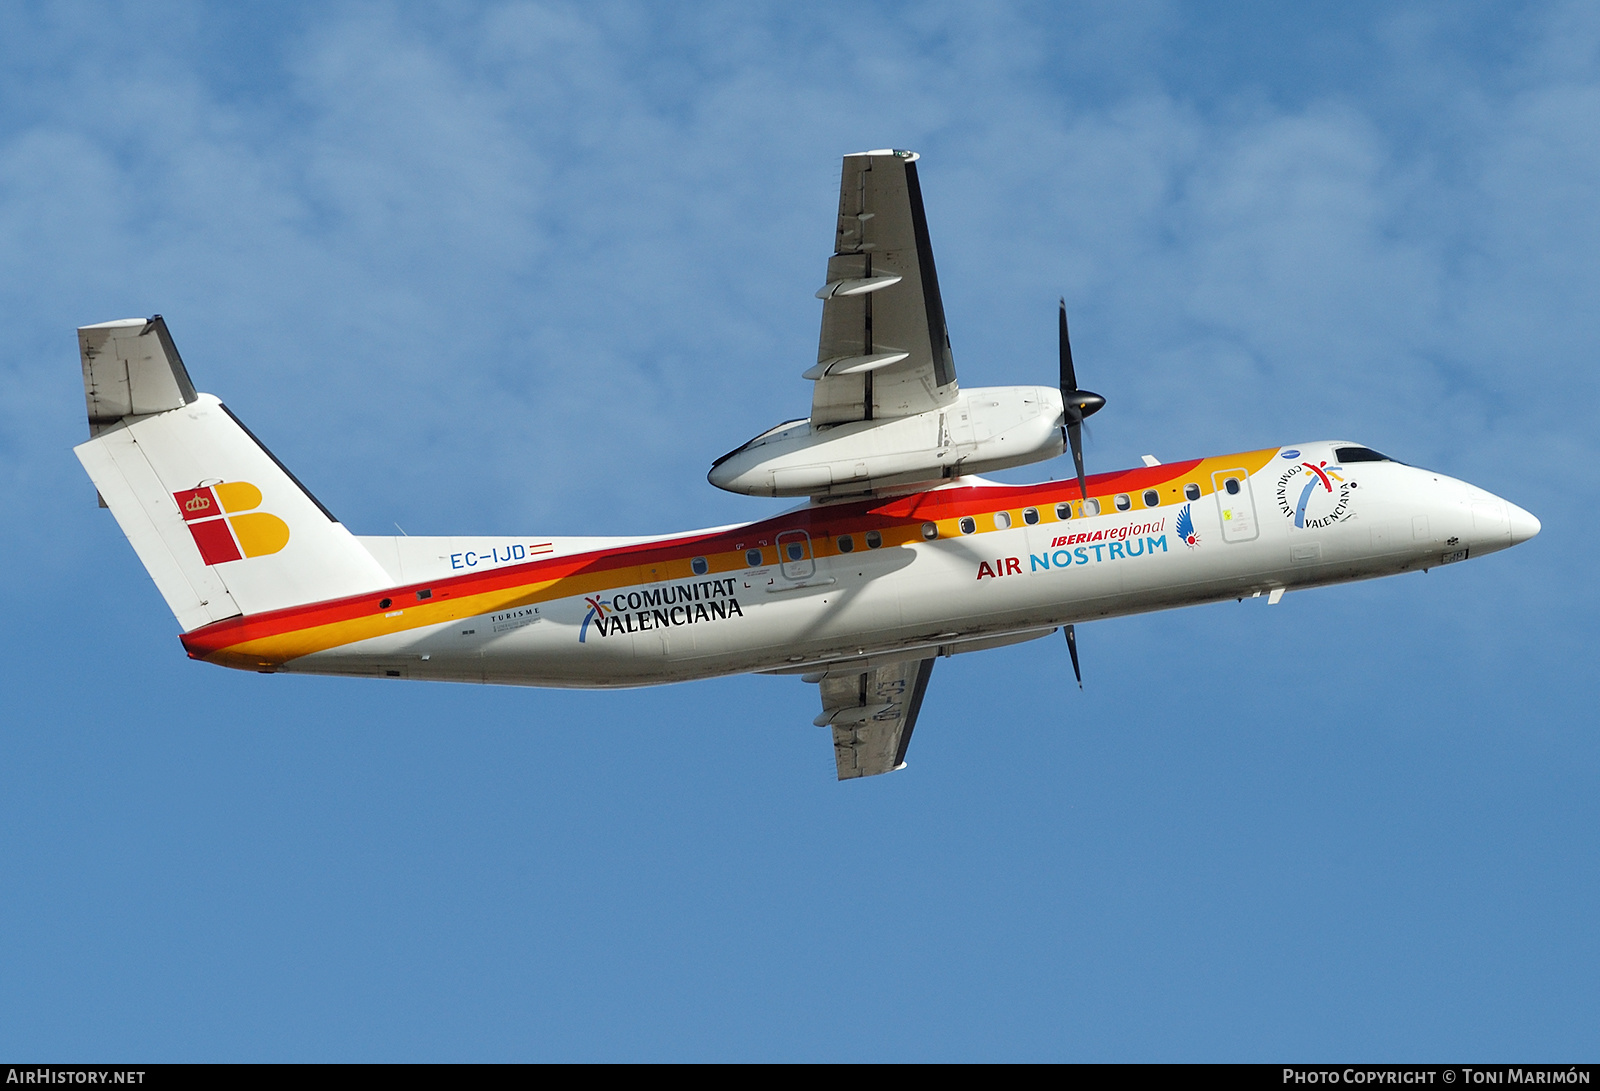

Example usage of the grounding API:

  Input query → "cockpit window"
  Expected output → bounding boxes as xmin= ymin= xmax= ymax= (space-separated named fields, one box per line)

xmin=1334 ymin=446 xmax=1392 ymax=463
xmin=710 ymin=419 xmax=808 ymax=468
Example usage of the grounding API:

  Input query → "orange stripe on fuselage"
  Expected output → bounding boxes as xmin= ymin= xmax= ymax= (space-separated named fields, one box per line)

xmin=181 ymin=448 xmax=1279 ymax=669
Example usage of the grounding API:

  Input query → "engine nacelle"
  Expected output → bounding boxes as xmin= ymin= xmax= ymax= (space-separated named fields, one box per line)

xmin=708 ymin=386 xmax=1064 ymax=498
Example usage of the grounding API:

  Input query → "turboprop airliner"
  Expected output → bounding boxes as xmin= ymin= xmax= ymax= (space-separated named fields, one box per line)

xmin=74 ymin=150 xmax=1539 ymax=780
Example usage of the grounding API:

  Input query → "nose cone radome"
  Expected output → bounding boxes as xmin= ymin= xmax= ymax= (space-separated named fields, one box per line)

xmin=1508 ymin=502 xmax=1541 ymax=546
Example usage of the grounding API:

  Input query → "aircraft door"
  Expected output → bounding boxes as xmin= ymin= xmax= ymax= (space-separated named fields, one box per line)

xmin=1211 ymin=468 xmax=1260 ymax=543
xmin=776 ymin=529 xmax=816 ymax=581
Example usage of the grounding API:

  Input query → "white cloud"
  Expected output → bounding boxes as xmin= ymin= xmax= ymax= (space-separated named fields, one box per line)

xmin=1 ymin=2 xmax=1593 ymax=567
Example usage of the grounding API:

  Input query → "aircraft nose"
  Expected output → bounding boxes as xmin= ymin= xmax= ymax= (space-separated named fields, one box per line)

xmin=1507 ymin=502 xmax=1541 ymax=546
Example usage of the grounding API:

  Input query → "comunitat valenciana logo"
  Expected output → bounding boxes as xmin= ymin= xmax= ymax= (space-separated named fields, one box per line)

xmin=173 ymin=482 xmax=290 ymax=565
xmin=1275 ymin=457 xmax=1354 ymax=529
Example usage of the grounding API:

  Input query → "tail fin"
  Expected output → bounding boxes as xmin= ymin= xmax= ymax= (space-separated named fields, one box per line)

xmin=73 ymin=317 xmax=390 ymax=631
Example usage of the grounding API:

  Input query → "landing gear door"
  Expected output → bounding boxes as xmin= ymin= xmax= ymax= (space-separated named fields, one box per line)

xmin=776 ymin=529 xmax=816 ymax=582
xmin=1212 ymin=468 xmax=1259 ymax=543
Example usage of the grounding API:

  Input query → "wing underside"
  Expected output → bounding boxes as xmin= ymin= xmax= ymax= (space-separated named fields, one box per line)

xmin=810 ymin=150 xmax=958 ymax=426
xmin=813 ymin=657 xmax=936 ymax=780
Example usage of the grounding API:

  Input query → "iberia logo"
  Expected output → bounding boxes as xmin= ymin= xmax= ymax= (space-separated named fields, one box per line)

xmin=173 ymin=482 xmax=290 ymax=565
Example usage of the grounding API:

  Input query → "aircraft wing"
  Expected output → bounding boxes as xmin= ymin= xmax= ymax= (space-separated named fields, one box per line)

xmin=809 ymin=150 xmax=959 ymax=426
xmin=813 ymin=657 xmax=937 ymax=780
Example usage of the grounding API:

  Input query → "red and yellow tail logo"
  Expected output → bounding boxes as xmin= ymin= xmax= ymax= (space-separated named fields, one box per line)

xmin=173 ymin=482 xmax=289 ymax=565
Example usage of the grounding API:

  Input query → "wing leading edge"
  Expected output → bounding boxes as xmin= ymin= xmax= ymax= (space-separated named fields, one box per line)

xmin=813 ymin=657 xmax=937 ymax=780
xmin=810 ymin=150 xmax=958 ymax=426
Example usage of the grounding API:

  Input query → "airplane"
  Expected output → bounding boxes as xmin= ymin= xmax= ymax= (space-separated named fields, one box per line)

xmin=73 ymin=149 xmax=1539 ymax=780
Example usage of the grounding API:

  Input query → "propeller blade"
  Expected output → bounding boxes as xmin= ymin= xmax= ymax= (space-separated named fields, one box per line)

xmin=1059 ymin=298 xmax=1078 ymax=394
xmin=1068 ymin=420 xmax=1088 ymax=500
xmin=1056 ymin=298 xmax=1104 ymax=502
xmin=1064 ymin=624 xmax=1082 ymax=689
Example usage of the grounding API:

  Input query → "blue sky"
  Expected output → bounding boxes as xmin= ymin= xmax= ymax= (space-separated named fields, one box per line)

xmin=1 ymin=1 xmax=1594 ymax=1060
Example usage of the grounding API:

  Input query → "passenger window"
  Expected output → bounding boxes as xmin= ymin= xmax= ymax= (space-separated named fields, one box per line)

xmin=1114 ymin=493 xmax=1131 ymax=511
xmin=691 ymin=556 xmax=709 ymax=575
xmin=1224 ymin=477 xmax=1241 ymax=495
xmin=995 ymin=511 xmax=1012 ymax=529
xmin=1023 ymin=507 xmax=1039 ymax=525
xmin=921 ymin=523 xmax=938 ymax=540
xmin=1143 ymin=490 xmax=1159 ymax=508
xmin=1083 ymin=498 xmax=1101 ymax=516
xmin=785 ymin=542 xmax=805 ymax=561
xmin=1055 ymin=502 xmax=1073 ymax=520
xmin=837 ymin=536 xmax=854 ymax=553
xmin=745 ymin=548 xmax=763 ymax=566
xmin=958 ymin=516 xmax=976 ymax=535
xmin=866 ymin=530 xmax=882 ymax=549
xmin=1184 ymin=483 xmax=1200 ymax=501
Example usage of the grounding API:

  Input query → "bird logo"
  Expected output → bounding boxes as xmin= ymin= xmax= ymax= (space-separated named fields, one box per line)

xmin=1176 ymin=503 xmax=1199 ymax=548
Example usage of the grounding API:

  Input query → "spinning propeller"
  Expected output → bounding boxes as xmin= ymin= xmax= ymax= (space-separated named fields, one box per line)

xmin=1058 ymin=298 xmax=1105 ymax=502
xmin=1056 ymin=300 xmax=1103 ymax=691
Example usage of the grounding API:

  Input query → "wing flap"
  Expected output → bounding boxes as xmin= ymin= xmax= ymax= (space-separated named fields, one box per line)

xmin=811 ymin=151 xmax=957 ymax=426
xmin=815 ymin=657 xmax=937 ymax=780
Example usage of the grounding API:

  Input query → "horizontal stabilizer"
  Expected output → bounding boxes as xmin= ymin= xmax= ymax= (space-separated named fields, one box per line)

xmin=80 ymin=316 xmax=197 ymax=435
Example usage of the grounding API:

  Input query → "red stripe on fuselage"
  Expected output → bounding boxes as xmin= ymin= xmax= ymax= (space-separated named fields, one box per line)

xmin=875 ymin=460 xmax=1202 ymax=520
xmin=179 ymin=460 xmax=1207 ymax=657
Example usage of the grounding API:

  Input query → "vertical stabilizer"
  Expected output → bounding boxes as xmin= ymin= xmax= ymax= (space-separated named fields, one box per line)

xmin=73 ymin=318 xmax=391 ymax=632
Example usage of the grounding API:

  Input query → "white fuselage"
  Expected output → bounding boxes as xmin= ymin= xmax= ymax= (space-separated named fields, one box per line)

xmin=282 ymin=443 xmax=1537 ymax=688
